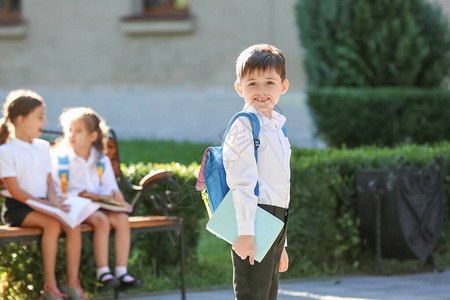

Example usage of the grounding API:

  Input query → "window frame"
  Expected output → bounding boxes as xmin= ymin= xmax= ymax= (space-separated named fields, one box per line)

xmin=0 ymin=0 xmax=22 ymax=24
xmin=120 ymin=0 xmax=194 ymax=35
xmin=142 ymin=0 xmax=190 ymax=20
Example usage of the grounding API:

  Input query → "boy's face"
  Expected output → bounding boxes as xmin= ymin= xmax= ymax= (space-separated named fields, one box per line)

xmin=235 ymin=68 xmax=289 ymax=119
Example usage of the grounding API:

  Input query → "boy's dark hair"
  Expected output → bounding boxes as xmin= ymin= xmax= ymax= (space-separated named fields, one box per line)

xmin=236 ymin=44 xmax=286 ymax=81
xmin=0 ymin=89 xmax=44 ymax=145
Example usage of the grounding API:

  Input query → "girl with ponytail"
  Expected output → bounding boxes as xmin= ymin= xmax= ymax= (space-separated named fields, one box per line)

xmin=0 ymin=90 xmax=84 ymax=299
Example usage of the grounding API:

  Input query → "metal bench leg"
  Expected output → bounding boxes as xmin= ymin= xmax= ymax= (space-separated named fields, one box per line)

xmin=374 ymin=191 xmax=385 ymax=274
xmin=180 ymin=223 xmax=186 ymax=300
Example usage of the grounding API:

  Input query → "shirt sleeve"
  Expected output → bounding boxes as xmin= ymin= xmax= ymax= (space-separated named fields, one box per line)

xmin=0 ymin=147 xmax=16 ymax=178
xmin=223 ymin=117 xmax=259 ymax=236
xmin=44 ymin=142 xmax=52 ymax=175
xmin=99 ymin=155 xmax=119 ymax=195
xmin=35 ymin=139 xmax=52 ymax=175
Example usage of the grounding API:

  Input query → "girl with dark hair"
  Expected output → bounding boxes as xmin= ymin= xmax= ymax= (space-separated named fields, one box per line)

xmin=0 ymin=90 xmax=84 ymax=299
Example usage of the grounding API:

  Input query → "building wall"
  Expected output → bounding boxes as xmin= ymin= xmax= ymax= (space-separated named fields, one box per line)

xmin=0 ymin=0 xmax=305 ymax=90
xmin=1 ymin=1 xmax=447 ymax=148
xmin=0 ymin=0 xmax=317 ymax=148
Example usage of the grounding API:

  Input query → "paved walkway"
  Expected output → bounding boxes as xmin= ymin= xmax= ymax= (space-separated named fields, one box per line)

xmin=99 ymin=270 xmax=450 ymax=300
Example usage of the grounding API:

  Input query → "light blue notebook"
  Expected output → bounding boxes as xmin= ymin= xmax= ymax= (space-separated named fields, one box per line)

xmin=206 ymin=190 xmax=284 ymax=262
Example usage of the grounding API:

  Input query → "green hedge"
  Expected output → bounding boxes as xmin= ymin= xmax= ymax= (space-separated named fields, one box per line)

xmin=307 ymin=88 xmax=450 ymax=148
xmin=121 ymin=162 xmax=205 ymax=271
xmin=286 ymin=142 xmax=450 ymax=277
xmin=3 ymin=144 xmax=450 ymax=297
xmin=295 ymin=0 xmax=450 ymax=87
xmin=0 ymin=162 xmax=205 ymax=299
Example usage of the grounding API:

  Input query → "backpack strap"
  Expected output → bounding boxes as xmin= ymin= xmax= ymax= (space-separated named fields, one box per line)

xmin=281 ymin=124 xmax=287 ymax=137
xmin=57 ymin=155 xmax=70 ymax=195
xmin=222 ymin=112 xmax=260 ymax=149
xmin=222 ymin=111 xmax=261 ymax=196
xmin=195 ymin=148 xmax=210 ymax=192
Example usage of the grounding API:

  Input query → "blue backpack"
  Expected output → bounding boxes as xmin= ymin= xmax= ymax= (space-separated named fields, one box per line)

xmin=196 ymin=112 xmax=261 ymax=218
xmin=196 ymin=111 xmax=287 ymax=218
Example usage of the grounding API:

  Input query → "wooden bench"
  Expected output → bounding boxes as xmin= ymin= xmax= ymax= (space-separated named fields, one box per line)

xmin=0 ymin=129 xmax=186 ymax=300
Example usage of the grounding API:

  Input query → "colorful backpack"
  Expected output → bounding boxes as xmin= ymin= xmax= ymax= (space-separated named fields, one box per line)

xmin=196 ymin=112 xmax=262 ymax=218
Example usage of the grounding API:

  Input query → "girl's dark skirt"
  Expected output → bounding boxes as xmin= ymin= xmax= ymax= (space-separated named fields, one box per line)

xmin=1 ymin=197 xmax=33 ymax=227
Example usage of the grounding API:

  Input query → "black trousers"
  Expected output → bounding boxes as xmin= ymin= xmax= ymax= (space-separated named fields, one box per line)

xmin=231 ymin=204 xmax=288 ymax=300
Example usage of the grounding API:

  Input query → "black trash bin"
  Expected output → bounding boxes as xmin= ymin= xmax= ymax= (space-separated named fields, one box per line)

xmin=357 ymin=160 xmax=444 ymax=268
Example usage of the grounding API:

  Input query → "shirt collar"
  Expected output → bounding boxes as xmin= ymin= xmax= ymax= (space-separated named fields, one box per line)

xmin=10 ymin=137 xmax=36 ymax=149
xmin=243 ymin=104 xmax=286 ymax=128
xmin=271 ymin=110 xmax=286 ymax=128
xmin=68 ymin=146 xmax=98 ymax=164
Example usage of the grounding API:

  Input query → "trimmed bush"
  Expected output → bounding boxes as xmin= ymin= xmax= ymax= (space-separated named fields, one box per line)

xmin=0 ymin=162 xmax=205 ymax=299
xmin=295 ymin=0 xmax=450 ymax=87
xmin=3 ymin=144 xmax=450 ymax=297
xmin=307 ymin=88 xmax=450 ymax=147
xmin=121 ymin=162 xmax=206 ymax=271
xmin=286 ymin=142 xmax=450 ymax=277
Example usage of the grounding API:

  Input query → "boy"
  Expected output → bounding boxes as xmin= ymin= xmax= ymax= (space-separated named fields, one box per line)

xmin=223 ymin=44 xmax=291 ymax=300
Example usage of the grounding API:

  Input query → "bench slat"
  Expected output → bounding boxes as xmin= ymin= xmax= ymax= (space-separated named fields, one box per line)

xmin=0 ymin=216 xmax=182 ymax=239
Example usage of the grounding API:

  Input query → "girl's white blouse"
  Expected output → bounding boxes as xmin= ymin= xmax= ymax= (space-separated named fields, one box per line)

xmin=0 ymin=138 xmax=52 ymax=198
xmin=51 ymin=146 xmax=119 ymax=197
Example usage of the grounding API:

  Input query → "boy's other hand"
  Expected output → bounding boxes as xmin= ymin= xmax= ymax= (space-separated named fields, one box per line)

xmin=279 ymin=247 xmax=289 ymax=272
xmin=232 ymin=235 xmax=256 ymax=265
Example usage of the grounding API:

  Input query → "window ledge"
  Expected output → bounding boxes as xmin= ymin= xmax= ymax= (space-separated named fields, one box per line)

xmin=120 ymin=15 xmax=194 ymax=35
xmin=0 ymin=21 xmax=26 ymax=38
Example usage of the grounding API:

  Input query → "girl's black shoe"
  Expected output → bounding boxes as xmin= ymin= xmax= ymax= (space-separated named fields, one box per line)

xmin=97 ymin=272 xmax=120 ymax=292
xmin=117 ymin=274 xmax=142 ymax=290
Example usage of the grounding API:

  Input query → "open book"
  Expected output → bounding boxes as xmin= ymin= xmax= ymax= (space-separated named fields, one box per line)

xmin=26 ymin=195 xmax=100 ymax=228
xmin=78 ymin=191 xmax=132 ymax=213
xmin=206 ymin=190 xmax=284 ymax=263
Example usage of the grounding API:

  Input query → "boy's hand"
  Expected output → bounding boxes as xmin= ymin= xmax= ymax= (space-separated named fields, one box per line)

xmin=111 ymin=190 xmax=124 ymax=203
xmin=279 ymin=247 xmax=289 ymax=272
xmin=232 ymin=235 xmax=256 ymax=265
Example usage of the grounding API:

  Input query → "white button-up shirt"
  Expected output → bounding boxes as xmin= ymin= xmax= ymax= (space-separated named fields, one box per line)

xmin=51 ymin=146 xmax=119 ymax=197
xmin=0 ymin=138 xmax=52 ymax=198
xmin=223 ymin=105 xmax=291 ymax=236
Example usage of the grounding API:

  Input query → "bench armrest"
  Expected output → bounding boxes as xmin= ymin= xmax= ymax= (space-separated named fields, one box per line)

xmin=139 ymin=170 xmax=174 ymax=187
xmin=136 ymin=170 xmax=179 ymax=216
xmin=118 ymin=169 xmax=179 ymax=217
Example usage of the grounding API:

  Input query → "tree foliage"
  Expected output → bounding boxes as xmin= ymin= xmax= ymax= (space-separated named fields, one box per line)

xmin=296 ymin=0 xmax=450 ymax=87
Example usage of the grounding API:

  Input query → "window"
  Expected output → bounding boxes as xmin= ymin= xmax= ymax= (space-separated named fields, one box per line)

xmin=121 ymin=0 xmax=193 ymax=35
xmin=0 ymin=0 xmax=21 ymax=23
xmin=143 ymin=0 xmax=189 ymax=19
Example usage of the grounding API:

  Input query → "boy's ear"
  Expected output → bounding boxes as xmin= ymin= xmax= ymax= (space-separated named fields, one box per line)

xmin=281 ymin=79 xmax=289 ymax=95
xmin=234 ymin=81 xmax=243 ymax=97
